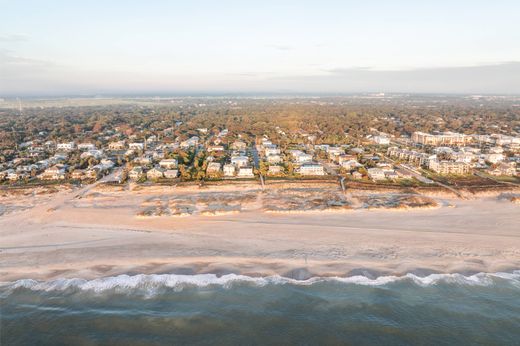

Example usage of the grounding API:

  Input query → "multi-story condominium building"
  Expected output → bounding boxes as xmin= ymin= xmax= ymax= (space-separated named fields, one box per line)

xmin=428 ymin=159 xmax=470 ymax=175
xmin=386 ymin=147 xmax=429 ymax=166
xmin=412 ymin=132 xmax=472 ymax=146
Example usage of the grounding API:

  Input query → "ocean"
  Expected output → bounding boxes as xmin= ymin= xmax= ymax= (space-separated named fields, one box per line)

xmin=1 ymin=271 xmax=520 ymax=345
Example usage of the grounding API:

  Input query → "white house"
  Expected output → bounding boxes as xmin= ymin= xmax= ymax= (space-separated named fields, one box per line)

xmin=128 ymin=166 xmax=144 ymax=180
xmin=373 ymin=136 xmax=390 ymax=145
xmin=237 ymin=166 xmax=254 ymax=177
xmin=164 ymin=169 xmax=178 ymax=179
xmin=159 ymin=159 xmax=178 ymax=169
xmin=485 ymin=153 xmax=505 ymax=164
xmin=223 ymin=164 xmax=236 ymax=177
xmin=297 ymin=163 xmax=325 ymax=176
xmin=367 ymin=168 xmax=386 ymax=180
xmin=231 ymin=155 xmax=249 ymax=168
xmin=267 ymin=155 xmax=282 ymax=164
xmin=78 ymin=143 xmax=96 ymax=151
xmin=108 ymin=141 xmax=126 ymax=150
xmin=231 ymin=140 xmax=247 ymax=151
xmin=206 ymin=162 xmax=221 ymax=174
xmin=129 ymin=142 xmax=145 ymax=151
xmin=57 ymin=142 xmax=75 ymax=151
xmin=291 ymin=151 xmax=313 ymax=164
xmin=341 ymin=159 xmax=362 ymax=170
xmin=147 ymin=167 xmax=165 ymax=180
xmin=327 ymin=147 xmax=344 ymax=157
xmin=264 ymin=145 xmax=281 ymax=156
xmin=40 ymin=165 xmax=67 ymax=180
xmin=268 ymin=165 xmax=282 ymax=175
xmin=180 ymin=136 xmax=199 ymax=149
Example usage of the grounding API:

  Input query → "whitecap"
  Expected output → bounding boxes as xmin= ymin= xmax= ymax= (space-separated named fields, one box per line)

xmin=1 ymin=270 xmax=519 ymax=296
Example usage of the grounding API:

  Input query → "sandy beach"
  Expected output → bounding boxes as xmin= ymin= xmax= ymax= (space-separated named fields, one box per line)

xmin=1 ymin=182 xmax=519 ymax=281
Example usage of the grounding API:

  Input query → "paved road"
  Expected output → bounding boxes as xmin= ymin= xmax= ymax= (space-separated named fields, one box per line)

xmin=250 ymin=145 xmax=260 ymax=169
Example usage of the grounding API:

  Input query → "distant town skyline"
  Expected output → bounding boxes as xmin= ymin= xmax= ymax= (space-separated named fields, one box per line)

xmin=1 ymin=0 xmax=520 ymax=96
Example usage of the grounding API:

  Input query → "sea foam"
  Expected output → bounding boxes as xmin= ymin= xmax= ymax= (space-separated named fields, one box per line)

xmin=2 ymin=271 xmax=519 ymax=296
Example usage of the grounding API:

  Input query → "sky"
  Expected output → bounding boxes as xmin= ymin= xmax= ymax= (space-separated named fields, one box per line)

xmin=1 ymin=0 xmax=520 ymax=96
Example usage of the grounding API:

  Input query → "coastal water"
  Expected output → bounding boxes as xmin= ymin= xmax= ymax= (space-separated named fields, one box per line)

xmin=2 ymin=272 xmax=520 ymax=345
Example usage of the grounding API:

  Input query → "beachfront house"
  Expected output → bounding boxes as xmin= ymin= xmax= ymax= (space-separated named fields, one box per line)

xmin=297 ymin=163 xmax=325 ymax=176
xmin=40 ymin=165 xmax=67 ymax=180
xmin=164 ymin=169 xmax=178 ymax=179
xmin=367 ymin=168 xmax=386 ymax=181
xmin=146 ymin=167 xmax=165 ymax=180
xmin=71 ymin=170 xmax=85 ymax=180
xmin=428 ymin=159 xmax=470 ymax=175
xmin=237 ymin=166 xmax=254 ymax=177
xmin=223 ymin=164 xmax=236 ymax=177
xmin=206 ymin=162 xmax=221 ymax=175
xmin=351 ymin=171 xmax=363 ymax=179
xmin=268 ymin=165 xmax=282 ymax=175
xmin=128 ymin=166 xmax=144 ymax=180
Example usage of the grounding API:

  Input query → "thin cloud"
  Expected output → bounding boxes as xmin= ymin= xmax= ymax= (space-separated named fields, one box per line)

xmin=266 ymin=44 xmax=293 ymax=51
xmin=0 ymin=33 xmax=30 ymax=42
xmin=272 ymin=62 xmax=520 ymax=94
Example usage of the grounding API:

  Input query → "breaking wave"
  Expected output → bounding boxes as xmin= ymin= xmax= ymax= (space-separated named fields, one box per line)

xmin=2 ymin=271 xmax=519 ymax=296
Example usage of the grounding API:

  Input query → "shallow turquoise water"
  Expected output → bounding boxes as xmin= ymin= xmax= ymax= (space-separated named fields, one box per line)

xmin=1 ymin=272 xmax=520 ymax=345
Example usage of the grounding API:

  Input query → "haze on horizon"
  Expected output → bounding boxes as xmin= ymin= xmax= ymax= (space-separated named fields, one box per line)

xmin=1 ymin=0 xmax=520 ymax=96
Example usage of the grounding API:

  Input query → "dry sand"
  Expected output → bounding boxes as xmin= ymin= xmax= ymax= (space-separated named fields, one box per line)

xmin=0 ymin=182 xmax=519 ymax=281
